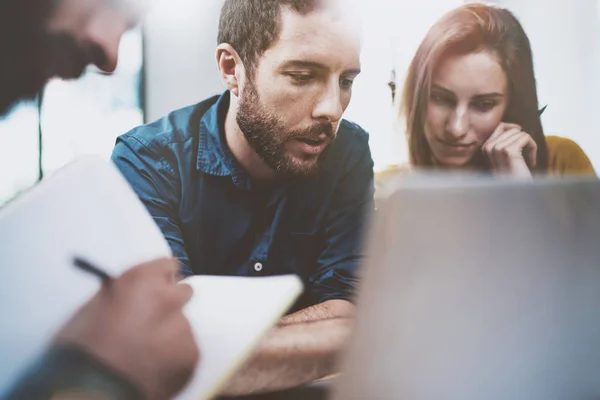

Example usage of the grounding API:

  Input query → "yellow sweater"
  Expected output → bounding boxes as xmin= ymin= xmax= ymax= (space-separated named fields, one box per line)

xmin=545 ymin=136 xmax=595 ymax=176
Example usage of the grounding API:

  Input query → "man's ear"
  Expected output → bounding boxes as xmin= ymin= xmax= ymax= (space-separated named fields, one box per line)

xmin=216 ymin=44 xmax=245 ymax=97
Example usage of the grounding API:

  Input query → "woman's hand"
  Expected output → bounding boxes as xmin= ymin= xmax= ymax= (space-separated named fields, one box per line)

xmin=482 ymin=123 xmax=537 ymax=178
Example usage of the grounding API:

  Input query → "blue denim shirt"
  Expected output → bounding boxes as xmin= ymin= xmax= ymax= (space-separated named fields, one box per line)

xmin=112 ymin=91 xmax=374 ymax=309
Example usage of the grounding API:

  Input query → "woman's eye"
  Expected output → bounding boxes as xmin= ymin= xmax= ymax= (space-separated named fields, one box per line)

xmin=430 ymin=92 xmax=453 ymax=106
xmin=472 ymin=100 xmax=497 ymax=112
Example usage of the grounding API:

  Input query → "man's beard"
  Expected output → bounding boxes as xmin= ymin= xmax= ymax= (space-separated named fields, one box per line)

xmin=236 ymin=81 xmax=335 ymax=179
xmin=0 ymin=0 xmax=90 ymax=116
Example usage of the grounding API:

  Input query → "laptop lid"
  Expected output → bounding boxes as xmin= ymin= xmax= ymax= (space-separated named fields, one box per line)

xmin=335 ymin=175 xmax=600 ymax=400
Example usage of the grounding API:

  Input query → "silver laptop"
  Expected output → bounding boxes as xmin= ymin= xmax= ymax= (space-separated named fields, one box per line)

xmin=334 ymin=174 xmax=600 ymax=400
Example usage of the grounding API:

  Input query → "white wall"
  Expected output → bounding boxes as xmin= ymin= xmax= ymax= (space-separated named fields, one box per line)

xmin=143 ymin=0 xmax=224 ymax=122
xmin=473 ymin=0 xmax=600 ymax=169
xmin=342 ymin=0 xmax=397 ymax=170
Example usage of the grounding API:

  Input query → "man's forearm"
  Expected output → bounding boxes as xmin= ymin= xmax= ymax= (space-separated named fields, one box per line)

xmin=220 ymin=317 xmax=353 ymax=396
xmin=280 ymin=299 xmax=355 ymax=325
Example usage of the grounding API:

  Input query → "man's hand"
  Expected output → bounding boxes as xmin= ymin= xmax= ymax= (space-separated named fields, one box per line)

xmin=482 ymin=122 xmax=537 ymax=178
xmin=54 ymin=258 xmax=199 ymax=400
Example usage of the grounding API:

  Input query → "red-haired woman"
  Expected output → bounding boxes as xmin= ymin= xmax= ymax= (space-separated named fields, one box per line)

xmin=399 ymin=4 xmax=595 ymax=177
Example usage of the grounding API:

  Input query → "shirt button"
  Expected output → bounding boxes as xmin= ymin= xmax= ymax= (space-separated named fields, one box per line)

xmin=254 ymin=262 xmax=263 ymax=272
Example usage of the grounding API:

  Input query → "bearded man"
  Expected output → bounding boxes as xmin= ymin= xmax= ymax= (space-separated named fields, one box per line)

xmin=111 ymin=0 xmax=374 ymax=395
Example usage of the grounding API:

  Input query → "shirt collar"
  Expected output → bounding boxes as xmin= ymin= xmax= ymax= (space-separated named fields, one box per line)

xmin=196 ymin=91 xmax=253 ymax=190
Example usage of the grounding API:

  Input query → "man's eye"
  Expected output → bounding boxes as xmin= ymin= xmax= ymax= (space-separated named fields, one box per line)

xmin=340 ymin=78 xmax=354 ymax=90
xmin=289 ymin=74 xmax=313 ymax=84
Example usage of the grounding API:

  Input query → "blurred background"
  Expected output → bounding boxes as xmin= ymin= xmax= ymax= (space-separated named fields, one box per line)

xmin=1 ymin=0 xmax=598 ymax=205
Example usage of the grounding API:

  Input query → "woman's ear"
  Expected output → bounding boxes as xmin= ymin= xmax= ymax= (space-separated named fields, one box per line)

xmin=216 ymin=44 xmax=244 ymax=97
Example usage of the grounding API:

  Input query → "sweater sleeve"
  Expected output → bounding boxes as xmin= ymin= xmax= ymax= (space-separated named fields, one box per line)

xmin=545 ymin=136 xmax=596 ymax=176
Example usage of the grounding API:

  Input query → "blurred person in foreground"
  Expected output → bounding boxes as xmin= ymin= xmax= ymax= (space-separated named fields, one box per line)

xmin=112 ymin=0 xmax=372 ymax=395
xmin=0 ymin=1 xmax=199 ymax=399
xmin=388 ymin=4 xmax=595 ymax=178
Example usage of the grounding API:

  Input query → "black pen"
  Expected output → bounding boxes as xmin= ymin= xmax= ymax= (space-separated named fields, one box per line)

xmin=73 ymin=256 xmax=113 ymax=285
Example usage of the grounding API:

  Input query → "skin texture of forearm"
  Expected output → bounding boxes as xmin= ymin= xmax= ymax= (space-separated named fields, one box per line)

xmin=279 ymin=299 xmax=355 ymax=325
xmin=220 ymin=317 xmax=353 ymax=396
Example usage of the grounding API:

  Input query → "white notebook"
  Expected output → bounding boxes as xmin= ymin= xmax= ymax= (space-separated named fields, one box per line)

xmin=0 ymin=156 xmax=303 ymax=399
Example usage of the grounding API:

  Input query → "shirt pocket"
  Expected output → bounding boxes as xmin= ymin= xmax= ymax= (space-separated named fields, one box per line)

xmin=286 ymin=231 xmax=323 ymax=279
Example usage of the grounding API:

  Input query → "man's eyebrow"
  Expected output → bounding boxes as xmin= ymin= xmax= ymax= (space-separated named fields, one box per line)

xmin=281 ymin=60 xmax=328 ymax=70
xmin=344 ymin=68 xmax=361 ymax=75
xmin=280 ymin=60 xmax=361 ymax=75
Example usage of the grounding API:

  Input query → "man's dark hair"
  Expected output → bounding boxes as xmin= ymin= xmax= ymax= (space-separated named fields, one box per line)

xmin=217 ymin=0 xmax=326 ymax=77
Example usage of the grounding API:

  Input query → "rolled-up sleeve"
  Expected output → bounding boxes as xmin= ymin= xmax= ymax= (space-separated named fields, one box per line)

xmin=308 ymin=138 xmax=375 ymax=304
xmin=111 ymin=134 xmax=193 ymax=277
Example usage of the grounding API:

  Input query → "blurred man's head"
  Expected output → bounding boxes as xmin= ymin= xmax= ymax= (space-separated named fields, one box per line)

xmin=216 ymin=0 xmax=361 ymax=178
xmin=0 ymin=0 xmax=148 ymax=115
